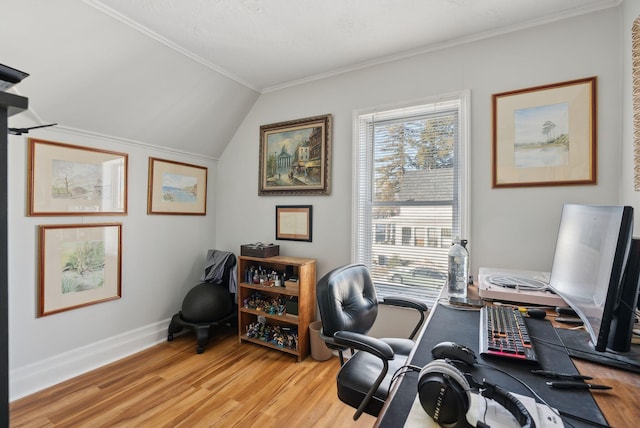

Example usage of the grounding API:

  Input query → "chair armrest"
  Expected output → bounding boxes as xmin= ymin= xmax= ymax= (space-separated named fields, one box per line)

xmin=381 ymin=296 xmax=428 ymax=312
xmin=380 ymin=297 xmax=428 ymax=340
xmin=333 ymin=331 xmax=395 ymax=361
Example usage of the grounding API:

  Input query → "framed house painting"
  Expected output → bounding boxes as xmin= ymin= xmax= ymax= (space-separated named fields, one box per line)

xmin=259 ymin=114 xmax=332 ymax=195
xmin=492 ymin=77 xmax=596 ymax=188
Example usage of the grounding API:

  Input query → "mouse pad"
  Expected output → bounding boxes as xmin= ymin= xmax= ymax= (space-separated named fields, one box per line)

xmin=555 ymin=327 xmax=640 ymax=373
xmin=376 ymin=304 xmax=607 ymax=428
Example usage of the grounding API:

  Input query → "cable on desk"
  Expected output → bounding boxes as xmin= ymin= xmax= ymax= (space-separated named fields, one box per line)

xmin=476 ymin=362 xmax=577 ymax=428
xmin=389 ymin=364 xmax=422 ymax=390
xmin=524 ymin=332 xmax=616 ymax=428
xmin=482 ymin=357 xmax=609 ymax=427
xmin=486 ymin=274 xmax=549 ymax=291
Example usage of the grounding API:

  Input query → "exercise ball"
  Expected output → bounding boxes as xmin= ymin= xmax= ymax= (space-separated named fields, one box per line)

xmin=181 ymin=283 xmax=233 ymax=323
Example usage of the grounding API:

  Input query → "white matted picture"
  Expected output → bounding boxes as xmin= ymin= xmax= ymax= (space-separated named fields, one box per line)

xmin=28 ymin=138 xmax=128 ymax=215
xmin=147 ymin=157 xmax=208 ymax=215
xmin=38 ymin=223 xmax=122 ymax=317
xmin=276 ymin=205 xmax=312 ymax=242
xmin=492 ymin=77 xmax=597 ymax=188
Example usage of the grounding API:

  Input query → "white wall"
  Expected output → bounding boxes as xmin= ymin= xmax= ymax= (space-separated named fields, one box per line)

xmin=8 ymin=127 xmax=219 ymax=400
xmin=217 ymin=8 xmax=623 ymax=337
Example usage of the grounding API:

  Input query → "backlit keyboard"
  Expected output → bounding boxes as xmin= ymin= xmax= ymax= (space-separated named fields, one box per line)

xmin=479 ymin=305 xmax=538 ymax=363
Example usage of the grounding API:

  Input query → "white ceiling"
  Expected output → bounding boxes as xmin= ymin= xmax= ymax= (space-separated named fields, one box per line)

xmin=91 ymin=0 xmax=619 ymax=92
xmin=2 ymin=0 xmax=620 ymax=157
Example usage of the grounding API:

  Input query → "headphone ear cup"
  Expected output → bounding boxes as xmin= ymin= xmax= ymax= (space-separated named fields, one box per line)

xmin=418 ymin=360 xmax=471 ymax=427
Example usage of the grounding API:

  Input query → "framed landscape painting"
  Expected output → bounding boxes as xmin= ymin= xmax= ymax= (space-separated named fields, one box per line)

xmin=147 ymin=157 xmax=208 ymax=215
xmin=38 ymin=223 xmax=122 ymax=317
xmin=28 ymin=138 xmax=128 ymax=215
xmin=259 ymin=114 xmax=332 ymax=195
xmin=492 ymin=77 xmax=596 ymax=188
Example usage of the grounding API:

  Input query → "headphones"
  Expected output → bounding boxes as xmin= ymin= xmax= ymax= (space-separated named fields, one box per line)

xmin=417 ymin=357 xmax=534 ymax=428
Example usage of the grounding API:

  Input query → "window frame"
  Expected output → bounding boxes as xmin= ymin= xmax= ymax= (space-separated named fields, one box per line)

xmin=351 ymin=91 xmax=470 ymax=301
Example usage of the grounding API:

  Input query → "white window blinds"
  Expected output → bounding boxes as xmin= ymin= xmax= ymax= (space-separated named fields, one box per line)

xmin=353 ymin=93 xmax=469 ymax=302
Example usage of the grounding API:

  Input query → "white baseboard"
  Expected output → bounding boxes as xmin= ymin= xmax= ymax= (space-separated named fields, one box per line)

xmin=10 ymin=318 xmax=171 ymax=402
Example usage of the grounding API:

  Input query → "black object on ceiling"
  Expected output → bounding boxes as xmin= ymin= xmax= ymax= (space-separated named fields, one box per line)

xmin=8 ymin=123 xmax=57 ymax=135
xmin=0 ymin=64 xmax=29 ymax=92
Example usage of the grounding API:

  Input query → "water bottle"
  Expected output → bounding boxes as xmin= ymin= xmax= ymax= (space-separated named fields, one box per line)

xmin=448 ymin=238 xmax=469 ymax=298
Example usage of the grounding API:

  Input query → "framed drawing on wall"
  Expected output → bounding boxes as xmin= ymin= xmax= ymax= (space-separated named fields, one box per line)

xmin=492 ymin=77 xmax=597 ymax=188
xmin=147 ymin=157 xmax=208 ymax=215
xmin=276 ymin=205 xmax=312 ymax=242
xmin=28 ymin=138 xmax=128 ymax=215
xmin=38 ymin=223 xmax=122 ymax=317
xmin=259 ymin=114 xmax=332 ymax=195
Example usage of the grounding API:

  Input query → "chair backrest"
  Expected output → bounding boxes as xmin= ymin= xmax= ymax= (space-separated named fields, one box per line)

xmin=316 ymin=264 xmax=378 ymax=338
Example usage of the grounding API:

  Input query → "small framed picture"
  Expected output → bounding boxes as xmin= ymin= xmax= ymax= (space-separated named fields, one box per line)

xmin=38 ymin=223 xmax=122 ymax=317
xmin=492 ymin=77 xmax=596 ymax=188
xmin=28 ymin=138 xmax=128 ymax=215
xmin=275 ymin=205 xmax=312 ymax=242
xmin=147 ymin=157 xmax=208 ymax=215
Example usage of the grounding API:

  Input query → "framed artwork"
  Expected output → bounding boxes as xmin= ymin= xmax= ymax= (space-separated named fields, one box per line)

xmin=259 ymin=114 xmax=332 ymax=195
xmin=147 ymin=157 xmax=208 ymax=215
xmin=492 ymin=77 xmax=597 ymax=188
xmin=275 ymin=205 xmax=312 ymax=242
xmin=38 ymin=223 xmax=122 ymax=317
xmin=633 ymin=17 xmax=640 ymax=190
xmin=28 ymin=138 xmax=128 ymax=215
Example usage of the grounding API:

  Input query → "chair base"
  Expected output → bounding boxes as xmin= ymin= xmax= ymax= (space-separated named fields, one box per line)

xmin=167 ymin=310 xmax=236 ymax=354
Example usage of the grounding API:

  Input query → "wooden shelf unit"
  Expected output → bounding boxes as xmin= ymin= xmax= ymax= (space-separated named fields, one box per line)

xmin=237 ymin=255 xmax=316 ymax=361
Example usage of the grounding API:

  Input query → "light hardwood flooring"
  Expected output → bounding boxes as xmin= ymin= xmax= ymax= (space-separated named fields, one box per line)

xmin=10 ymin=326 xmax=376 ymax=427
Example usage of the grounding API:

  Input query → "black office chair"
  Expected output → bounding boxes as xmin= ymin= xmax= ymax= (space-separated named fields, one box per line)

xmin=316 ymin=263 xmax=428 ymax=419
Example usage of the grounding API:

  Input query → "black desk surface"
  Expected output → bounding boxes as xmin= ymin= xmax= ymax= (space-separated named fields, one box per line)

xmin=375 ymin=303 xmax=607 ymax=428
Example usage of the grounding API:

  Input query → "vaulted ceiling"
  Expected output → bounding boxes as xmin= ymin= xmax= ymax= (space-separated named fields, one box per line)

xmin=2 ymin=0 xmax=619 ymax=158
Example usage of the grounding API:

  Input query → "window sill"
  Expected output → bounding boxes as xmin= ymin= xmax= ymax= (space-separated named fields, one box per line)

xmin=374 ymin=282 xmax=440 ymax=307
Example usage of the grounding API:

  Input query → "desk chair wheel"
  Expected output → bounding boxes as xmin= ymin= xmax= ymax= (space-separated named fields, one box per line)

xmin=167 ymin=333 xmax=174 ymax=342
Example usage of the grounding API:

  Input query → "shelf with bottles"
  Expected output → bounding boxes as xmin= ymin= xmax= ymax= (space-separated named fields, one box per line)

xmin=237 ymin=255 xmax=316 ymax=361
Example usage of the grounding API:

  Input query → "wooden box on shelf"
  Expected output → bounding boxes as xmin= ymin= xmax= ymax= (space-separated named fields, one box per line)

xmin=284 ymin=279 xmax=299 ymax=291
xmin=237 ymin=255 xmax=316 ymax=361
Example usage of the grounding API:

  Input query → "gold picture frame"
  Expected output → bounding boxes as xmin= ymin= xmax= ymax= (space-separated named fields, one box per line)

xmin=147 ymin=157 xmax=208 ymax=215
xmin=259 ymin=114 xmax=332 ymax=195
xmin=492 ymin=77 xmax=597 ymax=188
xmin=28 ymin=138 xmax=128 ymax=215
xmin=275 ymin=205 xmax=312 ymax=242
xmin=38 ymin=223 xmax=122 ymax=317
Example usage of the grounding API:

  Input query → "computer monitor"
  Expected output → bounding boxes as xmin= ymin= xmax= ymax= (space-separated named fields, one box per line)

xmin=548 ymin=204 xmax=640 ymax=372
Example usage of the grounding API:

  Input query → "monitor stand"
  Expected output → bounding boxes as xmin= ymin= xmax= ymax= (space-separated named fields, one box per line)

xmin=555 ymin=328 xmax=640 ymax=374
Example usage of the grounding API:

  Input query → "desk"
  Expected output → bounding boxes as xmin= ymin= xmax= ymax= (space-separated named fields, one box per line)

xmin=374 ymin=293 xmax=640 ymax=428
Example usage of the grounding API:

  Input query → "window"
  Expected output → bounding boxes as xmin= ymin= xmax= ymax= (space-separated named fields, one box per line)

xmin=353 ymin=92 xmax=469 ymax=303
xmin=427 ymin=228 xmax=439 ymax=248
xmin=402 ymin=227 xmax=412 ymax=246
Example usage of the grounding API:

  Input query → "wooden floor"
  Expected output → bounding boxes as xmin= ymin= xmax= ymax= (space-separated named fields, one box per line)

xmin=10 ymin=326 xmax=377 ymax=427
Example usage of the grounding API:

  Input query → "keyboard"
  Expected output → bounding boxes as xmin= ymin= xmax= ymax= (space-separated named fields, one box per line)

xmin=479 ymin=305 xmax=538 ymax=363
